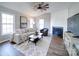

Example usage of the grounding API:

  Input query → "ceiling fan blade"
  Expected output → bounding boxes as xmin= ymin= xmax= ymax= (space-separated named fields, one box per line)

xmin=44 ymin=4 xmax=49 ymax=6
xmin=45 ymin=6 xmax=49 ymax=8
xmin=43 ymin=8 xmax=47 ymax=10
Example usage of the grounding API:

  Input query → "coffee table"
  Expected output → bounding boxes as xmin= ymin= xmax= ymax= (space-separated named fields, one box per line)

xmin=28 ymin=33 xmax=42 ymax=45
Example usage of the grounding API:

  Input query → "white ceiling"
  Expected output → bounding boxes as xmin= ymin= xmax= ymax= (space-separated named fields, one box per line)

xmin=0 ymin=2 xmax=72 ymax=17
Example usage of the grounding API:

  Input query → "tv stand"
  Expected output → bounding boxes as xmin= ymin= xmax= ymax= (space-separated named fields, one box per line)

xmin=63 ymin=32 xmax=79 ymax=56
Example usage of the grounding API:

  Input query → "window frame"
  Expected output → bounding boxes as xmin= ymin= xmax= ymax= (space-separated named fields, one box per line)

xmin=29 ymin=18 xmax=35 ymax=28
xmin=39 ymin=19 xmax=44 ymax=30
xmin=1 ymin=13 xmax=15 ymax=35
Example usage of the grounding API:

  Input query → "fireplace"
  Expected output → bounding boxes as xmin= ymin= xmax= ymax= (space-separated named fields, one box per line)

xmin=53 ymin=27 xmax=63 ymax=38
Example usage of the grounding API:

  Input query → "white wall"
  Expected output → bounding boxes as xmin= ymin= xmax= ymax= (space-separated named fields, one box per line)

xmin=68 ymin=3 xmax=79 ymax=17
xmin=35 ymin=13 xmax=51 ymax=35
xmin=50 ymin=9 xmax=68 ymax=35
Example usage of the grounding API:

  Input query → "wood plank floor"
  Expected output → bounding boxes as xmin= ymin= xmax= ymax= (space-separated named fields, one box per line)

xmin=47 ymin=36 xmax=69 ymax=56
xmin=0 ymin=41 xmax=24 ymax=56
xmin=0 ymin=36 xmax=69 ymax=56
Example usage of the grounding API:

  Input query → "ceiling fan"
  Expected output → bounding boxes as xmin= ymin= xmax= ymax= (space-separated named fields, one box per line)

xmin=33 ymin=2 xmax=49 ymax=11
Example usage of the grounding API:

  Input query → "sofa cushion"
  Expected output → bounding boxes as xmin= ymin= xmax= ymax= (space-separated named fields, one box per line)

xmin=16 ymin=29 xmax=26 ymax=34
xmin=25 ymin=28 xmax=36 ymax=33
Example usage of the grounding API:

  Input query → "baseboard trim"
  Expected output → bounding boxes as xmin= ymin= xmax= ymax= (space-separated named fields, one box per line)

xmin=0 ymin=39 xmax=9 ymax=44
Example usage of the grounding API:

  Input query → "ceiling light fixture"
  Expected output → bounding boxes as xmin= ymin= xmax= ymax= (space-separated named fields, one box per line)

xmin=33 ymin=2 xmax=49 ymax=11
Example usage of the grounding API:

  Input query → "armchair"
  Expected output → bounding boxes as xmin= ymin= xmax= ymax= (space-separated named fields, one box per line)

xmin=12 ymin=29 xmax=28 ymax=44
xmin=40 ymin=28 xmax=48 ymax=36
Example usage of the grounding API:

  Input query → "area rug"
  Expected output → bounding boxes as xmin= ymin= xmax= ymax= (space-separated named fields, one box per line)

xmin=13 ymin=36 xmax=52 ymax=56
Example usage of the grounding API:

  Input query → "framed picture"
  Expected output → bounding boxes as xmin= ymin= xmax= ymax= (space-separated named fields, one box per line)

xmin=20 ymin=16 xmax=27 ymax=28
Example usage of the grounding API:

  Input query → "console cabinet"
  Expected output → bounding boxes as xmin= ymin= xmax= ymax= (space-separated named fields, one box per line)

xmin=63 ymin=32 xmax=77 ymax=56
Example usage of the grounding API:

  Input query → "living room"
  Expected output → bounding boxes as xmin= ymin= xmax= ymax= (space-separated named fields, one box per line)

xmin=0 ymin=2 xmax=79 ymax=56
xmin=0 ymin=2 xmax=52 ymax=56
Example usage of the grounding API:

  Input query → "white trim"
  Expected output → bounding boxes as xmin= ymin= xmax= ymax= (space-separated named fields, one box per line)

xmin=1 ymin=13 xmax=15 ymax=35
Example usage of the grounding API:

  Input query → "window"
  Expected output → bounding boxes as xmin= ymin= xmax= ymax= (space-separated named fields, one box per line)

xmin=39 ymin=19 xmax=44 ymax=29
xmin=1 ymin=13 xmax=14 ymax=35
xmin=29 ymin=18 xmax=35 ymax=28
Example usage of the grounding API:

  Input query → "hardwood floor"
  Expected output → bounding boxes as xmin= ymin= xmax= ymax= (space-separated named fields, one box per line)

xmin=47 ymin=36 xmax=69 ymax=56
xmin=0 ymin=41 xmax=24 ymax=56
xmin=0 ymin=36 xmax=69 ymax=56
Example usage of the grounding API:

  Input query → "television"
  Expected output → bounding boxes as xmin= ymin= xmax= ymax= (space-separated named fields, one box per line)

xmin=67 ymin=13 xmax=79 ymax=36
